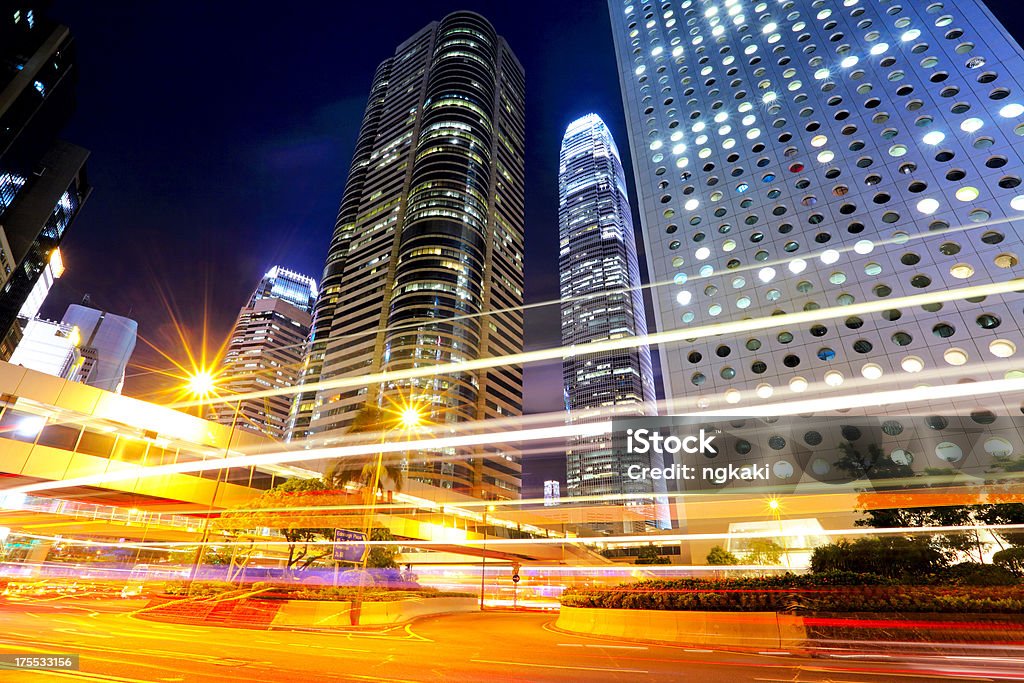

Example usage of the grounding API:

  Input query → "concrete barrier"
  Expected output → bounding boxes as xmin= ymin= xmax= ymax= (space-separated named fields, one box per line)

xmin=557 ymin=607 xmax=806 ymax=649
xmin=270 ymin=596 xmax=478 ymax=628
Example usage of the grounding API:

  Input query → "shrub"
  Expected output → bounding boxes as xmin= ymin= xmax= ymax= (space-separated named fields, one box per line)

xmin=810 ymin=537 xmax=943 ymax=578
xmin=706 ymin=546 xmax=740 ymax=565
xmin=559 ymin=575 xmax=1024 ymax=614
xmin=940 ymin=562 xmax=1019 ymax=586
xmin=163 ymin=581 xmax=237 ymax=598
xmin=994 ymin=547 xmax=1024 ymax=577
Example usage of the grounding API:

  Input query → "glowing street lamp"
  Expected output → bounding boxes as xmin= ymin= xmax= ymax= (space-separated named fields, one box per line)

xmin=399 ymin=406 xmax=424 ymax=431
xmin=186 ymin=370 xmax=216 ymax=397
xmin=183 ymin=370 xmax=242 ymax=590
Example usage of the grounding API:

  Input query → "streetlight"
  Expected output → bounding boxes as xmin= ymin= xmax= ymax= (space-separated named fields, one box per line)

xmin=184 ymin=370 xmax=242 ymax=590
xmin=351 ymin=400 xmax=424 ymax=624
xmin=479 ymin=504 xmax=495 ymax=610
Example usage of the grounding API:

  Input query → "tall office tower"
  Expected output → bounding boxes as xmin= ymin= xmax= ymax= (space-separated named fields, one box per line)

xmin=0 ymin=7 xmax=90 ymax=359
xmin=293 ymin=12 xmax=526 ymax=500
xmin=8 ymin=316 xmax=80 ymax=378
xmin=544 ymin=480 xmax=561 ymax=506
xmin=608 ymin=0 xmax=1024 ymax=422
xmin=60 ymin=304 xmax=137 ymax=394
xmin=218 ymin=267 xmax=316 ymax=440
xmin=558 ymin=114 xmax=667 ymax=531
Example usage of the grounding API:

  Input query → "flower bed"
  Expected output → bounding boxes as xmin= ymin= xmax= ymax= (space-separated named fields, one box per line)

xmin=559 ymin=573 xmax=1024 ymax=614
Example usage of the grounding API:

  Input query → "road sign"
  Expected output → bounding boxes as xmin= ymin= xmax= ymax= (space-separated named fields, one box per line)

xmin=333 ymin=529 xmax=368 ymax=563
xmin=512 ymin=574 xmax=520 ymax=583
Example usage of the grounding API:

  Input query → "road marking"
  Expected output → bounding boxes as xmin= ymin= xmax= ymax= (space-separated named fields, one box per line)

xmin=556 ymin=643 xmax=584 ymax=647
xmin=799 ymin=665 xmax=994 ymax=681
xmin=471 ymin=659 xmax=648 ymax=674
xmin=587 ymin=644 xmax=648 ymax=650
xmin=685 ymin=649 xmax=714 ymax=653
xmin=0 ymin=667 xmax=155 ymax=682
xmin=757 ymin=651 xmax=791 ymax=656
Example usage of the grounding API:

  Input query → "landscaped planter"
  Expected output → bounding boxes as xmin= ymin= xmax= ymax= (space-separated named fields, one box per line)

xmin=270 ymin=596 xmax=479 ymax=628
xmin=556 ymin=606 xmax=807 ymax=649
xmin=139 ymin=594 xmax=479 ymax=629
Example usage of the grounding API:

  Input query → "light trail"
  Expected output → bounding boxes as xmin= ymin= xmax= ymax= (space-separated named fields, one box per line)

xmin=124 ymin=213 xmax=1024 ymax=388
xmin=0 ymin=421 xmax=613 ymax=496
xmin=11 ymin=522 xmax=1024 ymax=549
xmin=167 ymin=277 xmax=1024 ymax=410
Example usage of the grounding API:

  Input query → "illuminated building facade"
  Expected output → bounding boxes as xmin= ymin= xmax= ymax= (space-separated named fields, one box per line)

xmin=608 ymin=0 xmax=1024 ymax=435
xmin=61 ymin=304 xmax=137 ymax=394
xmin=558 ymin=114 xmax=667 ymax=531
xmin=294 ymin=12 xmax=526 ymax=500
xmin=544 ymin=479 xmax=561 ymax=506
xmin=218 ymin=267 xmax=316 ymax=440
xmin=0 ymin=7 xmax=90 ymax=359
xmin=8 ymin=317 xmax=79 ymax=378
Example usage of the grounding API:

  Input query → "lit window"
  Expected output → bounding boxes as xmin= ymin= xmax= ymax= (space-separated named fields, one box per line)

xmin=999 ymin=103 xmax=1024 ymax=118
xmin=901 ymin=356 xmax=924 ymax=373
xmin=916 ymin=197 xmax=940 ymax=214
xmin=861 ymin=363 xmax=883 ymax=379
xmin=960 ymin=117 xmax=984 ymax=133
xmin=823 ymin=371 xmax=844 ymax=386
xmin=943 ymin=348 xmax=969 ymax=366
xmin=922 ymin=130 xmax=945 ymax=145
xmin=955 ymin=186 xmax=979 ymax=202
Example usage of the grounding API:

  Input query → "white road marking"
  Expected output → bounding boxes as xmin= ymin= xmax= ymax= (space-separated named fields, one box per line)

xmin=471 ymin=659 xmax=648 ymax=674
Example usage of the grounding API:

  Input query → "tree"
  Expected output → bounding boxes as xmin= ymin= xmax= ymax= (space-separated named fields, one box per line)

xmin=993 ymin=547 xmax=1024 ymax=576
xmin=977 ymin=503 xmax=1024 ymax=548
xmin=743 ymin=538 xmax=784 ymax=565
xmin=634 ymin=544 xmax=670 ymax=565
xmin=217 ymin=478 xmax=337 ymax=572
xmin=706 ymin=545 xmax=741 ymax=565
xmin=810 ymin=537 xmax=944 ymax=577
xmin=323 ymin=404 xmax=406 ymax=496
xmin=366 ymin=528 xmax=399 ymax=569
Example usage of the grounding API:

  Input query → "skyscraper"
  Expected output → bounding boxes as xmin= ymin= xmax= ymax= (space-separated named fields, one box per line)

xmin=292 ymin=12 xmax=526 ymax=500
xmin=218 ymin=267 xmax=316 ymax=440
xmin=558 ymin=113 xmax=667 ymax=531
xmin=608 ymin=0 xmax=1024 ymax=422
xmin=61 ymin=304 xmax=137 ymax=394
xmin=0 ymin=7 xmax=90 ymax=359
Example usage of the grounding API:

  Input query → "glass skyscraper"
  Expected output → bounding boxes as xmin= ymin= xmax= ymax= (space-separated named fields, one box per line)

xmin=0 ymin=7 xmax=90 ymax=359
xmin=608 ymin=0 xmax=1024 ymax=425
xmin=291 ymin=12 xmax=526 ymax=500
xmin=217 ymin=267 xmax=317 ymax=440
xmin=558 ymin=113 xmax=667 ymax=531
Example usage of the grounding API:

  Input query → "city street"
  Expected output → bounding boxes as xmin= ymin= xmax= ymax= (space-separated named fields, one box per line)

xmin=0 ymin=596 xmax=1021 ymax=682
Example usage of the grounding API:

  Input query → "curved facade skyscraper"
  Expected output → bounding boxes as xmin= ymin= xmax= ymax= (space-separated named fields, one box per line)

xmin=291 ymin=12 xmax=526 ymax=500
xmin=559 ymin=114 xmax=667 ymax=531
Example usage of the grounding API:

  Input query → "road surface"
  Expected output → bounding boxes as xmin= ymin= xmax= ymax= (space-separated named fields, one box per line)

xmin=0 ymin=596 xmax=1021 ymax=681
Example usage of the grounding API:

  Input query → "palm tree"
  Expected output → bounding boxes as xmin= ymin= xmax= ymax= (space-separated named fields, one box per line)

xmin=323 ymin=404 xmax=405 ymax=498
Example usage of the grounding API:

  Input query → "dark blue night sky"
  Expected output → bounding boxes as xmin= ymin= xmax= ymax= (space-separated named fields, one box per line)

xmin=45 ymin=1 xmax=634 ymax=494
xmin=41 ymin=1 xmax=1024 ymax=495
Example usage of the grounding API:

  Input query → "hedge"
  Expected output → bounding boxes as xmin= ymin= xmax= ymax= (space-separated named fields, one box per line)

xmin=559 ymin=573 xmax=1024 ymax=614
xmin=163 ymin=580 xmax=472 ymax=602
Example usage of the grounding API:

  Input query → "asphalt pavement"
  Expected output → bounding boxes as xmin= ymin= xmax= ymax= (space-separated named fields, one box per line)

xmin=0 ymin=595 xmax=1021 ymax=682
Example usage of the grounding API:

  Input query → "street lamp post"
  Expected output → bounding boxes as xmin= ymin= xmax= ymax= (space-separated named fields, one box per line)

xmin=350 ymin=404 xmax=422 ymax=625
xmin=184 ymin=372 xmax=242 ymax=592
xmin=479 ymin=504 xmax=494 ymax=610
